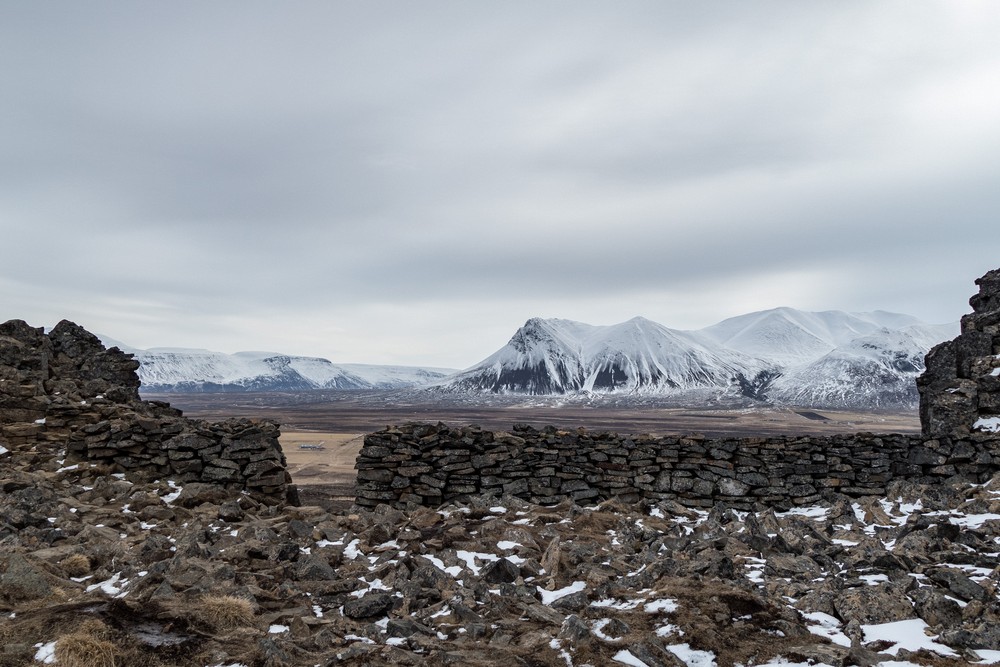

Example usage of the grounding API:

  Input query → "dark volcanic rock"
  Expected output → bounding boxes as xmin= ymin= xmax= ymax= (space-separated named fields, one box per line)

xmin=919 ymin=267 xmax=1000 ymax=438
xmin=0 ymin=554 xmax=52 ymax=601
xmin=344 ymin=592 xmax=396 ymax=619
xmin=480 ymin=557 xmax=520 ymax=584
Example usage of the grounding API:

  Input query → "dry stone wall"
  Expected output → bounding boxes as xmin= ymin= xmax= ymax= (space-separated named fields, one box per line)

xmin=0 ymin=319 xmax=297 ymax=504
xmin=357 ymin=267 xmax=1000 ymax=510
xmin=354 ymin=423 xmax=1000 ymax=510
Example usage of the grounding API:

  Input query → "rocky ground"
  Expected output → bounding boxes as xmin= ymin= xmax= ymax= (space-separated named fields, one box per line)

xmin=2 ymin=437 xmax=1000 ymax=667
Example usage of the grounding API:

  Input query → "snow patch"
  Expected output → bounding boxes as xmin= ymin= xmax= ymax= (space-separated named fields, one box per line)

xmin=974 ymin=417 xmax=1000 ymax=433
xmin=666 ymin=643 xmax=717 ymax=667
xmin=776 ymin=506 xmax=829 ymax=521
xmin=343 ymin=539 xmax=362 ymax=560
xmin=592 ymin=618 xmax=624 ymax=642
xmin=161 ymin=481 xmax=182 ymax=504
xmin=861 ymin=619 xmax=957 ymax=657
xmin=455 ymin=550 xmax=498 ymax=575
xmin=643 ymin=598 xmax=679 ymax=614
xmin=33 ymin=641 xmax=56 ymax=664
xmin=538 ymin=581 xmax=586 ymax=605
xmin=975 ymin=649 xmax=1000 ymax=665
xmin=613 ymin=650 xmax=651 ymax=666
xmin=803 ymin=611 xmax=851 ymax=647
xmin=421 ymin=555 xmax=462 ymax=578
xmin=86 ymin=572 xmax=127 ymax=597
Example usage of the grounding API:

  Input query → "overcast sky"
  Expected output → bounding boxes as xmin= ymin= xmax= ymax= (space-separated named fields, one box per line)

xmin=2 ymin=2 xmax=998 ymax=369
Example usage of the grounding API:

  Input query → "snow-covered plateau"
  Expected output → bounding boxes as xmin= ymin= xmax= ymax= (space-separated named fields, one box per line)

xmin=99 ymin=337 xmax=457 ymax=393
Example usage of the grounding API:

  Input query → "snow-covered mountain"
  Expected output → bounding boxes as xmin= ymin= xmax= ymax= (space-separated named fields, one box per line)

xmin=447 ymin=317 xmax=773 ymax=397
xmin=442 ymin=309 xmax=958 ymax=409
xmin=103 ymin=307 xmax=957 ymax=407
xmin=766 ymin=329 xmax=933 ymax=409
xmin=99 ymin=340 xmax=456 ymax=393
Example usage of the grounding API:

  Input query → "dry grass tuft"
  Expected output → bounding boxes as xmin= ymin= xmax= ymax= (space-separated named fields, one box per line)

xmin=54 ymin=631 xmax=119 ymax=667
xmin=192 ymin=594 xmax=256 ymax=632
xmin=61 ymin=554 xmax=91 ymax=577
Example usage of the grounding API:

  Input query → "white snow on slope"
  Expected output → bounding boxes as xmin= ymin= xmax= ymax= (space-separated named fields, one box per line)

xmin=701 ymin=308 xmax=930 ymax=366
xmin=444 ymin=309 xmax=956 ymax=407
xmin=98 ymin=336 xmax=456 ymax=392
xmin=767 ymin=328 xmax=931 ymax=409
xmin=102 ymin=307 xmax=957 ymax=405
xmin=446 ymin=316 xmax=769 ymax=396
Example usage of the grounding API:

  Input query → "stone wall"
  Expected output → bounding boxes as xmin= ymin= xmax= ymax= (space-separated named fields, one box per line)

xmin=357 ymin=267 xmax=1000 ymax=510
xmin=354 ymin=422 xmax=1000 ymax=510
xmin=0 ymin=319 xmax=297 ymax=504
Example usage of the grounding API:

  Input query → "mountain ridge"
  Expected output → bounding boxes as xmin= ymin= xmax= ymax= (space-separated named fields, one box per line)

xmin=442 ymin=309 xmax=957 ymax=409
xmin=108 ymin=307 xmax=957 ymax=407
xmin=98 ymin=339 xmax=458 ymax=393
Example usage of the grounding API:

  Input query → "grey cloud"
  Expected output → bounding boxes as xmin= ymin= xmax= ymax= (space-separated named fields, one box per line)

xmin=2 ymin=2 xmax=999 ymax=366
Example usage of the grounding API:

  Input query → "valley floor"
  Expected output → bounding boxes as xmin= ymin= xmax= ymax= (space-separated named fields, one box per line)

xmin=154 ymin=390 xmax=921 ymax=438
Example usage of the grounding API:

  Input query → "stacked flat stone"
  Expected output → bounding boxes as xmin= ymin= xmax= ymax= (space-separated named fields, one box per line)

xmin=0 ymin=319 xmax=296 ymax=504
xmin=919 ymin=267 xmax=1000 ymax=438
xmin=355 ymin=422 xmax=999 ymax=510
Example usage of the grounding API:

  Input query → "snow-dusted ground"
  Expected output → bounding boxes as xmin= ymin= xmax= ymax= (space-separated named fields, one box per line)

xmin=5 ymin=441 xmax=998 ymax=666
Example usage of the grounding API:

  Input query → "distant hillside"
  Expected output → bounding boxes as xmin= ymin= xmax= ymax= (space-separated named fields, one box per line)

xmin=98 ymin=339 xmax=456 ymax=393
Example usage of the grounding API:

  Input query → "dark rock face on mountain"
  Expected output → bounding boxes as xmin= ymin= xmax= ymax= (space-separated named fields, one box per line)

xmin=919 ymin=268 xmax=1000 ymax=438
xmin=0 ymin=319 xmax=296 ymax=503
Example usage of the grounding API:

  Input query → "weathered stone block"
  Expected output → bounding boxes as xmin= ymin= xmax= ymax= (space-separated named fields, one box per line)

xmin=360 ymin=445 xmax=392 ymax=459
xmin=356 ymin=468 xmax=394 ymax=483
xmin=417 ymin=474 xmax=446 ymax=489
xmin=202 ymin=466 xmax=240 ymax=482
xmin=717 ymin=478 xmax=750 ymax=496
